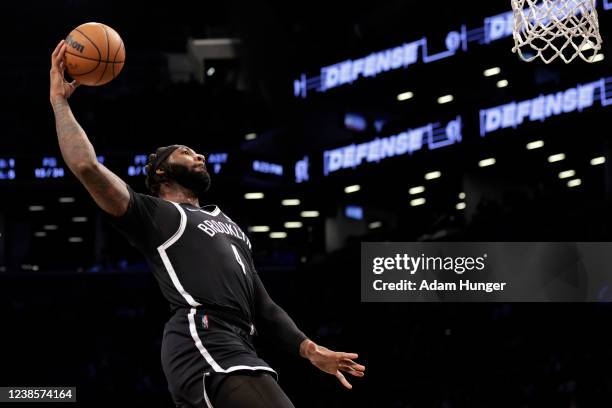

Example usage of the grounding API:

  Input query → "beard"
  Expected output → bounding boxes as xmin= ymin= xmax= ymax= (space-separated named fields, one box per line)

xmin=164 ymin=162 xmax=211 ymax=196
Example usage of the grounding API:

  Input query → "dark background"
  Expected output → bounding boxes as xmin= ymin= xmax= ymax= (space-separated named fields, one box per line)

xmin=1 ymin=1 xmax=612 ymax=406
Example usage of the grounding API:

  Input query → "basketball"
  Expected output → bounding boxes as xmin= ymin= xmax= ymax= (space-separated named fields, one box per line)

xmin=64 ymin=22 xmax=125 ymax=86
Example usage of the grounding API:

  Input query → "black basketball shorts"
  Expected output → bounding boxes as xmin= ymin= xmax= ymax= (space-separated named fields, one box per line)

xmin=161 ymin=308 xmax=277 ymax=408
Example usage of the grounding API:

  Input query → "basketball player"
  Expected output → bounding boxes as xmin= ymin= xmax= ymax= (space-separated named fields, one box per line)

xmin=49 ymin=40 xmax=365 ymax=407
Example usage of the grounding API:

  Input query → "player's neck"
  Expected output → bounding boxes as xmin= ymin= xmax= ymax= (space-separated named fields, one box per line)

xmin=159 ymin=183 xmax=200 ymax=207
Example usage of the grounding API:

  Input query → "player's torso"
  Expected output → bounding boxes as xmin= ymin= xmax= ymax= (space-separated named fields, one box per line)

xmin=159 ymin=203 xmax=256 ymax=319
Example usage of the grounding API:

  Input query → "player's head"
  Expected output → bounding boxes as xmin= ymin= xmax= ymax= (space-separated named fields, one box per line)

xmin=144 ymin=145 xmax=211 ymax=197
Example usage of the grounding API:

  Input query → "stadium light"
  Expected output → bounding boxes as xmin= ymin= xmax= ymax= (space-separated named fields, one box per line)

xmin=424 ymin=171 xmax=441 ymax=180
xmin=284 ymin=221 xmax=303 ymax=229
xmin=270 ymin=232 xmax=287 ymax=239
xmin=368 ymin=221 xmax=382 ymax=229
xmin=43 ymin=225 xmax=58 ymax=230
xmin=526 ymin=140 xmax=544 ymax=150
xmin=59 ymin=197 xmax=75 ymax=203
xmin=456 ymin=202 xmax=466 ymax=210
xmin=558 ymin=170 xmax=576 ymax=179
xmin=29 ymin=205 xmax=44 ymax=212
xmin=437 ymin=95 xmax=454 ymax=104
xmin=300 ymin=211 xmax=320 ymax=218
xmin=496 ymin=79 xmax=509 ymax=88
xmin=397 ymin=91 xmax=414 ymax=101
xmin=567 ymin=179 xmax=582 ymax=188
xmin=34 ymin=231 xmax=47 ymax=237
xmin=245 ymin=133 xmax=257 ymax=141
xmin=344 ymin=184 xmax=361 ymax=194
xmin=248 ymin=226 xmax=270 ymax=233
xmin=591 ymin=156 xmax=606 ymax=166
xmin=548 ymin=153 xmax=566 ymax=163
xmin=484 ymin=67 xmax=501 ymax=77
xmin=478 ymin=158 xmax=496 ymax=167
xmin=72 ymin=216 xmax=88 ymax=223
xmin=68 ymin=237 xmax=84 ymax=243
xmin=409 ymin=186 xmax=425 ymax=195
xmin=410 ymin=198 xmax=426 ymax=207
xmin=281 ymin=199 xmax=300 ymax=206
xmin=459 ymin=192 xmax=466 ymax=200
xmin=244 ymin=192 xmax=264 ymax=199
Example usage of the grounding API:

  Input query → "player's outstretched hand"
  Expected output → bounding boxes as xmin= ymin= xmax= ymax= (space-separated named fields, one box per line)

xmin=300 ymin=339 xmax=365 ymax=389
xmin=50 ymin=40 xmax=79 ymax=102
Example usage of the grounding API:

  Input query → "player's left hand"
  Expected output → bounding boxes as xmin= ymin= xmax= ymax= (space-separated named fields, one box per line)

xmin=300 ymin=339 xmax=365 ymax=389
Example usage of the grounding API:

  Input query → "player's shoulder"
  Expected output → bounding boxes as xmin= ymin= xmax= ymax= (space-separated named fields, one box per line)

xmin=126 ymin=186 xmax=181 ymax=217
xmin=131 ymin=188 xmax=171 ymax=207
xmin=194 ymin=203 xmax=231 ymax=221
xmin=219 ymin=210 xmax=235 ymax=224
xmin=217 ymin=209 xmax=245 ymax=229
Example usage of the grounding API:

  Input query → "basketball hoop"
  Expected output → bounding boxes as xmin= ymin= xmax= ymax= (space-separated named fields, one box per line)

xmin=511 ymin=0 xmax=603 ymax=63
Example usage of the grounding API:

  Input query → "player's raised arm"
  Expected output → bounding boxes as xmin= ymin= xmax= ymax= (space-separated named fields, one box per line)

xmin=49 ymin=40 xmax=130 ymax=217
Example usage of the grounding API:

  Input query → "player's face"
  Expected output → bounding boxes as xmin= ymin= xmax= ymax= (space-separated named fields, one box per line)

xmin=170 ymin=146 xmax=207 ymax=172
xmin=165 ymin=146 xmax=211 ymax=194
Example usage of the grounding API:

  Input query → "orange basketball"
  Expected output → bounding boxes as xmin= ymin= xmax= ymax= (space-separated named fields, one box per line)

xmin=64 ymin=22 xmax=125 ymax=86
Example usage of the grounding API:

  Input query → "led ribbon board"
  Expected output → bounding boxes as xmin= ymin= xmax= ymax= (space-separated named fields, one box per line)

xmin=294 ymin=6 xmax=611 ymax=98
xmin=127 ymin=154 xmax=148 ymax=176
xmin=321 ymin=76 xmax=612 ymax=177
xmin=480 ymin=77 xmax=612 ymax=136
xmin=323 ymin=116 xmax=462 ymax=176
xmin=208 ymin=153 xmax=228 ymax=174
xmin=294 ymin=156 xmax=310 ymax=183
xmin=253 ymin=160 xmax=283 ymax=176
xmin=0 ymin=158 xmax=16 ymax=180
xmin=35 ymin=157 xmax=64 ymax=179
xmin=345 ymin=205 xmax=364 ymax=220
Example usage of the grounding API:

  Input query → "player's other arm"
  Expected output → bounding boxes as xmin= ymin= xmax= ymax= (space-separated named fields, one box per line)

xmin=253 ymin=273 xmax=308 ymax=353
xmin=253 ymin=274 xmax=366 ymax=389
xmin=49 ymin=40 xmax=129 ymax=217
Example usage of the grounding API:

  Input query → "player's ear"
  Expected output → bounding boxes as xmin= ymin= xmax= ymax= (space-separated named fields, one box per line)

xmin=156 ymin=168 xmax=165 ymax=175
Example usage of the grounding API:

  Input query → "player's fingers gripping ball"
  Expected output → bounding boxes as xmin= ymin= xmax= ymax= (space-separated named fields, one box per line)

xmin=64 ymin=22 xmax=125 ymax=86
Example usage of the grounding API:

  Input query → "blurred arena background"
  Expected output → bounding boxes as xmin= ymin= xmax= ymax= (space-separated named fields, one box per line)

xmin=2 ymin=1 xmax=612 ymax=406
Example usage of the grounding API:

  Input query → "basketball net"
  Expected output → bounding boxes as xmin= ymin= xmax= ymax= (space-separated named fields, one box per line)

xmin=511 ymin=0 xmax=603 ymax=63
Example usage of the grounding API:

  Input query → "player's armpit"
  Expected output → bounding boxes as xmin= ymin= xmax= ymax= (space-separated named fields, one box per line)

xmin=76 ymin=162 xmax=130 ymax=217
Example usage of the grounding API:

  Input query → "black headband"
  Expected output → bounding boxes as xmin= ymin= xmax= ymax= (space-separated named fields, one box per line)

xmin=150 ymin=145 xmax=183 ymax=174
xmin=144 ymin=144 xmax=184 ymax=191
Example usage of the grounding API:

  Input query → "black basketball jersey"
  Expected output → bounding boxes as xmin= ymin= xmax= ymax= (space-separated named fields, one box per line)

xmin=108 ymin=184 xmax=259 ymax=321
